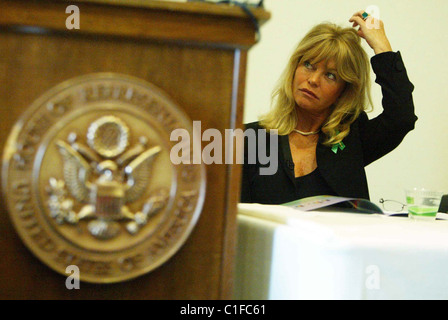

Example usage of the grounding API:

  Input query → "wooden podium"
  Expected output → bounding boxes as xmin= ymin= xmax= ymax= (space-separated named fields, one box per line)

xmin=0 ymin=0 xmax=269 ymax=299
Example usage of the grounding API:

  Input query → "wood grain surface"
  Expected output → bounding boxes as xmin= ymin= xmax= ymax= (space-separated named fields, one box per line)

xmin=0 ymin=0 xmax=267 ymax=299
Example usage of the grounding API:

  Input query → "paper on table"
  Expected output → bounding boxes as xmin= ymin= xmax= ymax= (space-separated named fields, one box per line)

xmin=237 ymin=203 xmax=310 ymax=224
xmin=282 ymin=195 xmax=385 ymax=214
xmin=436 ymin=212 xmax=448 ymax=220
xmin=382 ymin=210 xmax=408 ymax=217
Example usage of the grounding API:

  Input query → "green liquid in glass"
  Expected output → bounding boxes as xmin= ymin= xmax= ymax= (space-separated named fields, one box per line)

xmin=408 ymin=206 xmax=438 ymax=218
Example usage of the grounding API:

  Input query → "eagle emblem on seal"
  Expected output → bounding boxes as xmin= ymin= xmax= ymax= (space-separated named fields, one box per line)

xmin=46 ymin=115 xmax=168 ymax=240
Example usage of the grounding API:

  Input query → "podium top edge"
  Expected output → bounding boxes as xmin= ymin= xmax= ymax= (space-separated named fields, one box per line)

xmin=60 ymin=0 xmax=271 ymax=24
xmin=1 ymin=0 xmax=271 ymax=47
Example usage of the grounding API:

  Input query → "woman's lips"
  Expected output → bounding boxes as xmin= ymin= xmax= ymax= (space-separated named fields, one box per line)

xmin=300 ymin=88 xmax=318 ymax=100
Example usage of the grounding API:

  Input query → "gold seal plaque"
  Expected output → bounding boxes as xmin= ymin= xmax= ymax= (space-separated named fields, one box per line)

xmin=2 ymin=73 xmax=206 ymax=283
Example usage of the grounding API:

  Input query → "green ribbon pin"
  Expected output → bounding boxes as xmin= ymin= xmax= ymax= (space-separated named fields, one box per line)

xmin=331 ymin=141 xmax=345 ymax=154
xmin=331 ymin=130 xmax=345 ymax=154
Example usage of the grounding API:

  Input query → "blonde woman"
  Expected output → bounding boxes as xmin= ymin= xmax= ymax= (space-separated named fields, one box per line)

xmin=241 ymin=11 xmax=417 ymax=204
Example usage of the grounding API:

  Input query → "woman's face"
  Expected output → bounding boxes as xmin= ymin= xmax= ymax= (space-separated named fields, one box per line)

xmin=292 ymin=58 xmax=346 ymax=116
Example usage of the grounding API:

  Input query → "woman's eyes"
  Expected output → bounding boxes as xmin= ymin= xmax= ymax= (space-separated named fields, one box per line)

xmin=303 ymin=61 xmax=337 ymax=81
xmin=326 ymin=72 xmax=337 ymax=81
xmin=304 ymin=61 xmax=313 ymax=69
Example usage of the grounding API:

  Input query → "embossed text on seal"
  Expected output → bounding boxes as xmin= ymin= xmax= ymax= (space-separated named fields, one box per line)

xmin=2 ymin=73 xmax=206 ymax=283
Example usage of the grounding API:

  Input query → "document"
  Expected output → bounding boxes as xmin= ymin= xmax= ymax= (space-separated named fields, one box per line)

xmin=282 ymin=195 xmax=394 ymax=215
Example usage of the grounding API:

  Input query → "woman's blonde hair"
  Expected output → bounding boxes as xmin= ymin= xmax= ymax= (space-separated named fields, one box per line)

xmin=260 ymin=22 xmax=373 ymax=146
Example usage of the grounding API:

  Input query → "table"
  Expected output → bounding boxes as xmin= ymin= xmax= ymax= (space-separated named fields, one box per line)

xmin=234 ymin=203 xmax=448 ymax=300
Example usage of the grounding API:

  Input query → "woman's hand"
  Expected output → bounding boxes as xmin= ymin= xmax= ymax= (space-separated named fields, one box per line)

xmin=349 ymin=10 xmax=393 ymax=55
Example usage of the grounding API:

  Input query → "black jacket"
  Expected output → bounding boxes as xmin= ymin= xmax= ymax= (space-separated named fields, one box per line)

xmin=241 ymin=51 xmax=417 ymax=204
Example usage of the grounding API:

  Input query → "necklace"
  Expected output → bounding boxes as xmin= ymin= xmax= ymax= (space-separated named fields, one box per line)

xmin=293 ymin=128 xmax=320 ymax=136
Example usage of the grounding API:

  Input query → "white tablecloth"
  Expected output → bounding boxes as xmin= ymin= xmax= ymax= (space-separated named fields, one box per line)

xmin=234 ymin=203 xmax=448 ymax=300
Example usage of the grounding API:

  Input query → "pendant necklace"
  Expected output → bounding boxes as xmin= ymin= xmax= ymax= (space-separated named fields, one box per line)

xmin=293 ymin=129 xmax=320 ymax=136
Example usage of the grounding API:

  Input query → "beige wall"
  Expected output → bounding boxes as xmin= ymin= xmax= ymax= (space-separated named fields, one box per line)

xmin=244 ymin=0 xmax=448 ymax=206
